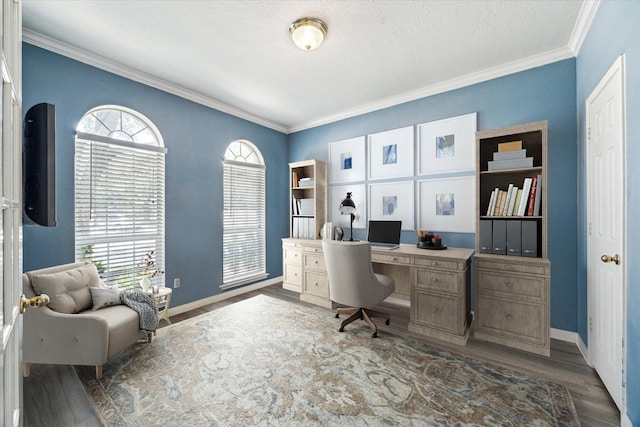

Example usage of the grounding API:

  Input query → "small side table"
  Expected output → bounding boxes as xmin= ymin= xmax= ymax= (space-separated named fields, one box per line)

xmin=149 ymin=287 xmax=172 ymax=327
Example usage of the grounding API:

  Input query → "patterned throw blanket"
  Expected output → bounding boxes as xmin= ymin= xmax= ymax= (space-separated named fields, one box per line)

xmin=120 ymin=290 xmax=158 ymax=332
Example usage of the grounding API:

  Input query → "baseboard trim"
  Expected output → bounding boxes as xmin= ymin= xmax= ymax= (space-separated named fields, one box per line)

xmin=550 ymin=328 xmax=579 ymax=343
xmin=576 ymin=333 xmax=591 ymax=366
xmin=167 ymin=276 xmax=283 ymax=317
xmin=621 ymin=413 xmax=633 ymax=427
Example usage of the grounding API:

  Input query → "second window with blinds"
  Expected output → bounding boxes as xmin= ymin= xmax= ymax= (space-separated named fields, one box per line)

xmin=222 ymin=140 xmax=267 ymax=288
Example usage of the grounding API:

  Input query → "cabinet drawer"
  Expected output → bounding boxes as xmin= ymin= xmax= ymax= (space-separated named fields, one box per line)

xmin=476 ymin=271 xmax=545 ymax=300
xmin=304 ymin=253 xmax=326 ymax=271
xmin=304 ymin=271 xmax=329 ymax=298
xmin=371 ymin=253 xmax=411 ymax=265
xmin=283 ymin=264 xmax=302 ymax=289
xmin=283 ymin=245 xmax=302 ymax=266
xmin=476 ymin=295 xmax=545 ymax=345
xmin=412 ymin=290 xmax=459 ymax=334
xmin=413 ymin=257 xmax=458 ymax=271
xmin=476 ymin=259 xmax=548 ymax=276
xmin=303 ymin=245 xmax=323 ymax=255
xmin=415 ymin=269 xmax=458 ymax=294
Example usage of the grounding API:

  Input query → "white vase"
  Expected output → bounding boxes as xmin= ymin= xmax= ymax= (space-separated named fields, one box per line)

xmin=140 ymin=277 xmax=151 ymax=292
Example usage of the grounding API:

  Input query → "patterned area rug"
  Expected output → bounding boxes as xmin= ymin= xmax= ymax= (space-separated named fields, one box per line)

xmin=76 ymin=295 xmax=580 ymax=426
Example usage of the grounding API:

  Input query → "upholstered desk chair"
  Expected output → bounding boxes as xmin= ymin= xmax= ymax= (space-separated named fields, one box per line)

xmin=322 ymin=240 xmax=395 ymax=337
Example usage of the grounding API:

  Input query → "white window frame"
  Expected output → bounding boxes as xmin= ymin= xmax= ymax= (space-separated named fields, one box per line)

xmin=74 ymin=106 xmax=167 ymax=290
xmin=222 ymin=140 xmax=267 ymax=289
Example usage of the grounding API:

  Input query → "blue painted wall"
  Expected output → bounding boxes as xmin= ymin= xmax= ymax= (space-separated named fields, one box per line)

xmin=22 ymin=44 xmax=289 ymax=307
xmin=289 ymin=60 xmax=578 ymax=332
xmin=576 ymin=1 xmax=640 ymax=423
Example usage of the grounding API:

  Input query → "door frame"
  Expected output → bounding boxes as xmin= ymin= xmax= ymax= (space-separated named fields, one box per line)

xmin=585 ymin=54 xmax=627 ymax=412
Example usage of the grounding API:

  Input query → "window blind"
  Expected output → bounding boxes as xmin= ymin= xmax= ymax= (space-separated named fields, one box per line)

xmin=75 ymin=136 xmax=166 ymax=290
xmin=223 ymin=159 xmax=266 ymax=285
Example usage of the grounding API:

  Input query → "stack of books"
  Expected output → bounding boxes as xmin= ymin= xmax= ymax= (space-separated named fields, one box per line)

xmin=487 ymin=141 xmax=534 ymax=171
xmin=485 ymin=175 xmax=542 ymax=217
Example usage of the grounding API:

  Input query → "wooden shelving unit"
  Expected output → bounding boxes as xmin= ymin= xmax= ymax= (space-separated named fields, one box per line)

xmin=289 ymin=159 xmax=326 ymax=240
xmin=473 ymin=121 xmax=551 ymax=357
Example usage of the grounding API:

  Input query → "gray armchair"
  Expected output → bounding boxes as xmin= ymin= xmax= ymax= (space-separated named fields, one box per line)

xmin=322 ymin=240 xmax=395 ymax=337
xmin=22 ymin=262 xmax=151 ymax=380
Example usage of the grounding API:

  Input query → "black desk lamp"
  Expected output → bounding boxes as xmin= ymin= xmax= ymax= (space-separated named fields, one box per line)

xmin=339 ymin=192 xmax=356 ymax=241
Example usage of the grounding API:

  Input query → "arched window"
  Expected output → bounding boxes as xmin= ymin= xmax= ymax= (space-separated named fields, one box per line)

xmin=222 ymin=140 xmax=266 ymax=288
xmin=75 ymin=106 xmax=166 ymax=289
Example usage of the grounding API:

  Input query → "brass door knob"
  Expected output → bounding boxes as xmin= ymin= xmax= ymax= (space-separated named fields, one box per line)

xmin=600 ymin=254 xmax=621 ymax=265
xmin=19 ymin=294 xmax=50 ymax=314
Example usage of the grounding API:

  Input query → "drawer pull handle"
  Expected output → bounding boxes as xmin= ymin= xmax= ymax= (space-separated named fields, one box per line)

xmin=506 ymin=314 xmax=513 ymax=320
xmin=432 ymin=278 xmax=439 ymax=283
xmin=314 ymin=260 xmax=318 ymax=264
xmin=431 ymin=262 xmax=439 ymax=266
xmin=314 ymin=282 xmax=319 ymax=286
xmin=433 ymin=308 xmax=439 ymax=313
xmin=506 ymin=282 xmax=513 ymax=288
xmin=391 ymin=257 xmax=398 ymax=261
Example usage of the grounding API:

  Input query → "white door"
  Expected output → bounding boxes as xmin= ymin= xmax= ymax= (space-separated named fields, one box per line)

xmin=586 ymin=55 xmax=626 ymax=410
xmin=1 ymin=0 xmax=24 ymax=425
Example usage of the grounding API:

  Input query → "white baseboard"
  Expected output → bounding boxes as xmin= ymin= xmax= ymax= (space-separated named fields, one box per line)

xmin=576 ymin=332 xmax=591 ymax=366
xmin=621 ymin=412 xmax=633 ymax=427
xmin=167 ymin=276 xmax=283 ymax=317
xmin=550 ymin=327 xmax=591 ymax=366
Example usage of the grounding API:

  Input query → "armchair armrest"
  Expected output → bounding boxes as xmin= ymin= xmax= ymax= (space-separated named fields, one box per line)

xmin=23 ymin=306 xmax=110 ymax=366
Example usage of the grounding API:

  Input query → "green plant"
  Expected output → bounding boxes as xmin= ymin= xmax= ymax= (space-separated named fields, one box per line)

xmin=78 ymin=244 xmax=106 ymax=275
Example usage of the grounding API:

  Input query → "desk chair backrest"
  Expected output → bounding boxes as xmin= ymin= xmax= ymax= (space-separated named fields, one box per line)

xmin=322 ymin=240 xmax=393 ymax=308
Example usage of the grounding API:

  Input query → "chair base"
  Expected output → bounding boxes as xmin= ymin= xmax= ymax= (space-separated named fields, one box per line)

xmin=335 ymin=307 xmax=390 ymax=338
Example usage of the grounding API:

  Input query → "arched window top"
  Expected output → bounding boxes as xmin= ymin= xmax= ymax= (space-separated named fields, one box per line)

xmin=77 ymin=105 xmax=163 ymax=147
xmin=224 ymin=140 xmax=264 ymax=165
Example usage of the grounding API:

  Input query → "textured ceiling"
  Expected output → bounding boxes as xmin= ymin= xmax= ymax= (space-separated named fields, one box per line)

xmin=22 ymin=1 xmax=589 ymax=132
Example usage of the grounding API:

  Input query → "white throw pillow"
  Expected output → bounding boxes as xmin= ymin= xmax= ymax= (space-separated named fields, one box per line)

xmin=89 ymin=285 xmax=122 ymax=311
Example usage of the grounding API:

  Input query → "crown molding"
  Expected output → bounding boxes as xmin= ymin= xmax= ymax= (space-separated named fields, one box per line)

xmin=22 ymin=29 xmax=289 ymax=134
xmin=288 ymin=46 xmax=576 ymax=133
xmin=568 ymin=0 xmax=600 ymax=55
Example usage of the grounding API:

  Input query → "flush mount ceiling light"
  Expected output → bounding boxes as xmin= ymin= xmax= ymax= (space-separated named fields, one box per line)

xmin=289 ymin=17 xmax=327 ymax=51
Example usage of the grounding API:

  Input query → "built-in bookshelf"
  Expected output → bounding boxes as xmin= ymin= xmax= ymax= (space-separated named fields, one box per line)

xmin=289 ymin=160 xmax=326 ymax=240
xmin=474 ymin=121 xmax=551 ymax=357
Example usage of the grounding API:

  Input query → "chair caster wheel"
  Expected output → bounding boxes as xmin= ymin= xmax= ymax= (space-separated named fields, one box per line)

xmin=335 ymin=313 xmax=340 ymax=318
xmin=339 ymin=327 xmax=344 ymax=332
xmin=372 ymin=333 xmax=378 ymax=338
xmin=385 ymin=319 xmax=390 ymax=325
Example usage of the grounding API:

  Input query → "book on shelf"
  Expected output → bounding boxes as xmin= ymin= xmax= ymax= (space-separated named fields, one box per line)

xmin=487 ymin=187 xmax=500 ymax=216
xmin=507 ymin=186 xmax=519 ymax=216
xmin=517 ymin=177 xmax=532 ymax=216
xmin=512 ymin=189 xmax=523 ymax=216
xmin=495 ymin=190 xmax=507 ymax=216
xmin=493 ymin=149 xmax=527 ymax=161
xmin=502 ymin=184 xmax=514 ymax=216
xmin=527 ymin=175 xmax=540 ymax=216
xmin=498 ymin=140 xmax=522 ymax=152
xmin=532 ymin=174 xmax=542 ymax=216
xmin=487 ymin=157 xmax=534 ymax=171
xmin=292 ymin=171 xmax=299 ymax=187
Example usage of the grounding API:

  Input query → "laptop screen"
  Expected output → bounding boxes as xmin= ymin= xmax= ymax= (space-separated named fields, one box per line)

xmin=367 ymin=220 xmax=402 ymax=244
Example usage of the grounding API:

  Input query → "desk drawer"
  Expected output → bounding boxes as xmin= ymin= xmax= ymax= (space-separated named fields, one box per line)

xmin=304 ymin=253 xmax=326 ymax=271
xmin=283 ymin=245 xmax=302 ymax=266
xmin=476 ymin=271 xmax=545 ymax=301
xmin=304 ymin=271 xmax=329 ymax=298
xmin=475 ymin=295 xmax=545 ymax=345
xmin=371 ymin=253 xmax=411 ymax=265
xmin=476 ymin=259 xmax=548 ymax=276
xmin=415 ymin=269 xmax=458 ymax=294
xmin=412 ymin=290 xmax=459 ymax=334
xmin=303 ymin=245 xmax=323 ymax=255
xmin=413 ymin=257 xmax=458 ymax=271
xmin=283 ymin=263 xmax=302 ymax=291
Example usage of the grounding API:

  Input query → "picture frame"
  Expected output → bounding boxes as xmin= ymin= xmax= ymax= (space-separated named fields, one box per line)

xmin=368 ymin=181 xmax=414 ymax=230
xmin=417 ymin=112 xmax=477 ymax=175
xmin=329 ymin=184 xmax=367 ymax=230
xmin=368 ymin=126 xmax=414 ymax=180
xmin=418 ymin=176 xmax=475 ymax=233
xmin=328 ymin=136 xmax=366 ymax=183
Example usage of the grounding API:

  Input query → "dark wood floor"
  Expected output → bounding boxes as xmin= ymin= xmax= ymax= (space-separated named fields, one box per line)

xmin=23 ymin=284 xmax=620 ymax=426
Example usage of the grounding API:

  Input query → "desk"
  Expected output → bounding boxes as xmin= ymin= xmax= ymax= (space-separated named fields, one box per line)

xmin=282 ymin=239 xmax=474 ymax=345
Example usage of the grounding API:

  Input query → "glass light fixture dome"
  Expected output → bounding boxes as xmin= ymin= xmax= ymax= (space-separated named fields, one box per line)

xmin=289 ymin=17 xmax=327 ymax=51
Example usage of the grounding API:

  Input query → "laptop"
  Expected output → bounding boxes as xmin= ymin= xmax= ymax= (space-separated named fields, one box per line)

xmin=367 ymin=220 xmax=402 ymax=250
